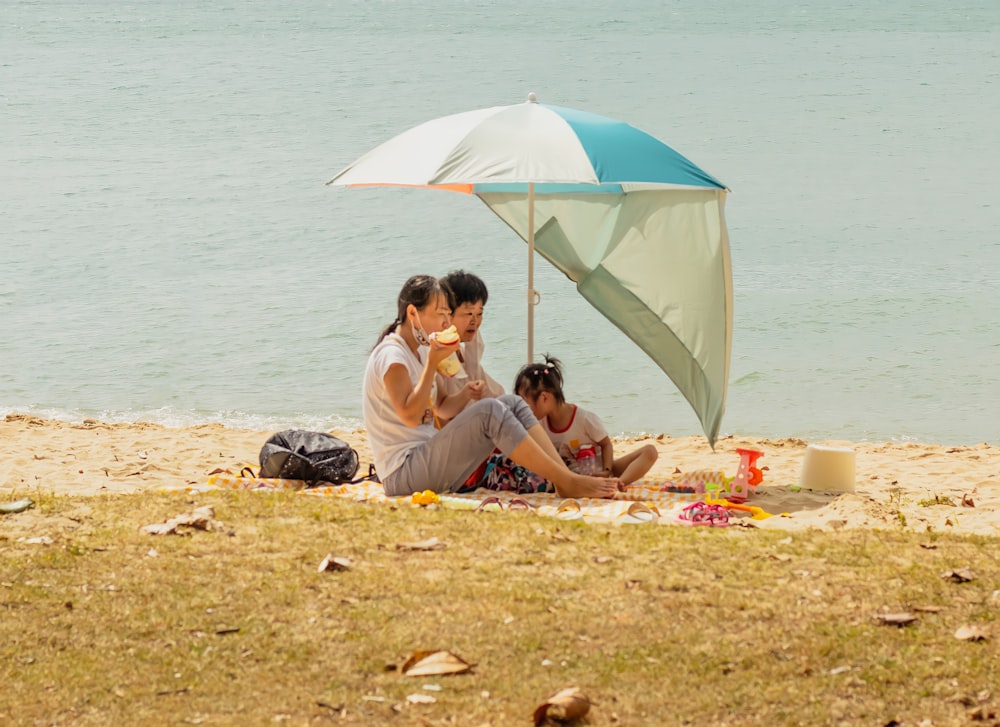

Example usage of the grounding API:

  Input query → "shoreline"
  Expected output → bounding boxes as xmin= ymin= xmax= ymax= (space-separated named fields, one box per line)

xmin=2 ymin=406 xmax=991 ymax=450
xmin=2 ymin=413 xmax=997 ymax=535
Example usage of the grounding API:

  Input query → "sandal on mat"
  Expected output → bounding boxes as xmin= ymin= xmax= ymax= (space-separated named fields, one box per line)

xmin=676 ymin=502 xmax=730 ymax=527
xmin=618 ymin=502 xmax=661 ymax=524
xmin=475 ymin=495 xmax=505 ymax=512
xmin=507 ymin=497 xmax=536 ymax=511
xmin=555 ymin=499 xmax=583 ymax=521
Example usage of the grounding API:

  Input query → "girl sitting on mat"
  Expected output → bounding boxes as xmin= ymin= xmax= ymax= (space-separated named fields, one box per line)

xmin=514 ymin=355 xmax=658 ymax=485
xmin=362 ymin=275 xmax=621 ymax=499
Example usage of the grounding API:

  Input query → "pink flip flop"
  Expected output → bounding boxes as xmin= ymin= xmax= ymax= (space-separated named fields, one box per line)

xmin=675 ymin=502 xmax=730 ymax=527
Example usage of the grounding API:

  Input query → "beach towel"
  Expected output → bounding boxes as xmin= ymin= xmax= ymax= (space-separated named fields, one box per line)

xmin=189 ymin=471 xmax=706 ymax=526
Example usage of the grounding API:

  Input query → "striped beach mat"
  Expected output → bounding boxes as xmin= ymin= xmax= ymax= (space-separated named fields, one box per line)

xmin=191 ymin=472 xmax=705 ymax=526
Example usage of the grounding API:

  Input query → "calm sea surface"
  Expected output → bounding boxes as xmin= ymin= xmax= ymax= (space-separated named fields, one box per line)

xmin=2 ymin=1 xmax=998 ymax=445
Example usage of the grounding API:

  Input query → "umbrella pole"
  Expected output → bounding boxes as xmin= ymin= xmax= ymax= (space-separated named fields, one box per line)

xmin=527 ymin=182 xmax=535 ymax=364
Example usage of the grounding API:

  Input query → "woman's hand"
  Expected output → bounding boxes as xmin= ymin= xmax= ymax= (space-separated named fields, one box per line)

xmin=465 ymin=379 xmax=485 ymax=401
xmin=426 ymin=335 xmax=460 ymax=368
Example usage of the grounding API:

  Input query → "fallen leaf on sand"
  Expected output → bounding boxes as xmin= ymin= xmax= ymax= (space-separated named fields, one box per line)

xmin=954 ymin=625 xmax=988 ymax=642
xmin=961 ymin=493 xmax=976 ymax=508
xmin=317 ymin=554 xmax=352 ymax=572
xmin=874 ymin=612 xmax=917 ymax=627
xmin=942 ymin=568 xmax=976 ymax=583
xmin=533 ymin=686 xmax=592 ymax=726
xmin=401 ymin=650 xmax=472 ymax=677
xmin=396 ymin=537 xmax=446 ymax=552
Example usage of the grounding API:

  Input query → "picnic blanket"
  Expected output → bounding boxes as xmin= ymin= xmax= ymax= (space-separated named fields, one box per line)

xmin=190 ymin=472 xmax=708 ymax=526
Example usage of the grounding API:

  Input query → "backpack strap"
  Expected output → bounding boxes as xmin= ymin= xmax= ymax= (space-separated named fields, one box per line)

xmin=349 ymin=464 xmax=380 ymax=485
xmin=302 ymin=464 xmax=378 ymax=489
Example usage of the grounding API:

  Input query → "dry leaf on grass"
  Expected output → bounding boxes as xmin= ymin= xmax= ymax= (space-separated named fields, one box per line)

xmin=141 ymin=506 xmax=218 ymax=536
xmin=401 ymin=650 xmax=472 ymax=677
xmin=954 ymin=625 xmax=988 ymax=642
xmin=942 ymin=568 xmax=976 ymax=583
xmin=533 ymin=686 xmax=592 ymax=726
xmin=396 ymin=537 xmax=446 ymax=552
xmin=0 ymin=498 xmax=34 ymax=514
xmin=874 ymin=612 xmax=917 ymax=626
xmin=968 ymin=706 xmax=999 ymax=721
xmin=405 ymin=693 xmax=436 ymax=704
xmin=317 ymin=554 xmax=352 ymax=572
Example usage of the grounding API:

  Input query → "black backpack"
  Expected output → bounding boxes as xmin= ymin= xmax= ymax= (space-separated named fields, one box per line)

xmin=256 ymin=430 xmax=374 ymax=486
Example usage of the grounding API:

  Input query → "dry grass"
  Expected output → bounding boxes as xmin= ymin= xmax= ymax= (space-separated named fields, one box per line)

xmin=1 ymin=490 xmax=998 ymax=726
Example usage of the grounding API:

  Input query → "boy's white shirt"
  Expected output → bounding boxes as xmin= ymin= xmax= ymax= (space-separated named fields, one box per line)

xmin=437 ymin=330 xmax=505 ymax=398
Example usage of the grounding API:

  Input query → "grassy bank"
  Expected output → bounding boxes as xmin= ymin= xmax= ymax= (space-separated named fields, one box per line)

xmin=1 ymin=491 xmax=997 ymax=725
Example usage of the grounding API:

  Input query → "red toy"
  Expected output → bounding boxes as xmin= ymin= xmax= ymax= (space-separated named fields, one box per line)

xmin=728 ymin=448 xmax=764 ymax=503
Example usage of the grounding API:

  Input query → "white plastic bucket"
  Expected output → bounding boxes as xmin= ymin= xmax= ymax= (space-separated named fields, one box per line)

xmin=799 ymin=444 xmax=856 ymax=493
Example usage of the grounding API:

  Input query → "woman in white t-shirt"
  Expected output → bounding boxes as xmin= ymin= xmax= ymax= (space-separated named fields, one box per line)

xmin=362 ymin=275 xmax=621 ymax=499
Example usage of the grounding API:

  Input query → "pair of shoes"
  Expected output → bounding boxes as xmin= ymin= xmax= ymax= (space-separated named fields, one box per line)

xmin=675 ymin=501 xmax=730 ymax=527
xmin=475 ymin=495 xmax=535 ymax=513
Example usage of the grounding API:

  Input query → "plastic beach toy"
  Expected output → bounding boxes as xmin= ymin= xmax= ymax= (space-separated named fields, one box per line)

xmin=728 ymin=448 xmax=764 ymax=503
xmin=411 ymin=490 xmax=440 ymax=506
xmin=705 ymin=496 xmax=774 ymax=520
xmin=660 ymin=469 xmax=727 ymax=495
xmin=799 ymin=444 xmax=856 ymax=493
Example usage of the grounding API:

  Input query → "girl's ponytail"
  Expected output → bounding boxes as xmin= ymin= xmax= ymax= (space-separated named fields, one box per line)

xmin=513 ymin=354 xmax=566 ymax=404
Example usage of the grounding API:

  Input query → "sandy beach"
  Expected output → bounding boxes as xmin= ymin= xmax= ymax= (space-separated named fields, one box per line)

xmin=1 ymin=413 xmax=996 ymax=535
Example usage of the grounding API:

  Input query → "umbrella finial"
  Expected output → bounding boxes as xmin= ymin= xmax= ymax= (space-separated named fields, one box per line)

xmin=526 ymin=91 xmax=537 ymax=104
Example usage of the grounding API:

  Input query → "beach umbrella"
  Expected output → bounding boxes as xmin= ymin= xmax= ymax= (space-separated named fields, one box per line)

xmin=327 ymin=94 xmax=732 ymax=445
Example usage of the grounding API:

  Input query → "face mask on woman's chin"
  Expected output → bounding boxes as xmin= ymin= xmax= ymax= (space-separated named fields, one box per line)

xmin=410 ymin=318 xmax=431 ymax=347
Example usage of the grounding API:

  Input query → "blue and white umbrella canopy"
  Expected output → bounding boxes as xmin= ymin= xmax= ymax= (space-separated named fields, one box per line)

xmin=329 ymin=95 xmax=732 ymax=445
xmin=331 ymin=93 xmax=725 ymax=194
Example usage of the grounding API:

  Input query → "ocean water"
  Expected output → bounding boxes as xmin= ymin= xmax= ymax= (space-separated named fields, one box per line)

xmin=2 ymin=1 xmax=998 ymax=445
